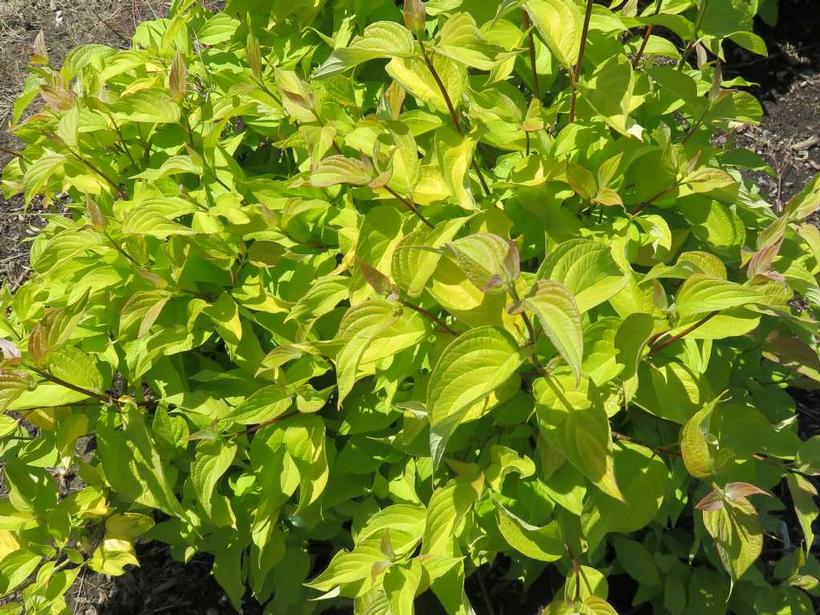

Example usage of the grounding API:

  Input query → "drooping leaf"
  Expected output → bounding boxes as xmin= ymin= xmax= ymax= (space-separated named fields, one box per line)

xmin=315 ymin=22 xmax=415 ymax=78
xmin=512 ymin=279 xmax=584 ymax=381
xmin=702 ymin=496 xmax=763 ymax=583
xmin=494 ymin=498 xmax=563 ymax=562
xmin=535 ymin=375 xmax=623 ymax=502
xmin=681 ymin=398 xmax=731 ymax=479
xmin=525 ymin=0 xmax=583 ymax=68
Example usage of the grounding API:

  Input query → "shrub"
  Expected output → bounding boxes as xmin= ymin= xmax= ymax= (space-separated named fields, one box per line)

xmin=0 ymin=0 xmax=818 ymax=613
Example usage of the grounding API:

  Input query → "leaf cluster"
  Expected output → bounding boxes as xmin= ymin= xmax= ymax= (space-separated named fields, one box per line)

xmin=0 ymin=0 xmax=818 ymax=613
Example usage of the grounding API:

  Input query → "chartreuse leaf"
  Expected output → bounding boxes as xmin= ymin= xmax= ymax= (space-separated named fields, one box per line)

xmin=579 ymin=55 xmax=635 ymax=135
xmin=525 ymin=0 xmax=583 ymax=69
xmin=113 ymin=89 xmax=180 ymax=123
xmin=387 ymin=54 xmax=465 ymax=115
xmin=197 ymin=12 xmax=239 ymax=44
xmin=310 ymin=156 xmax=374 ymax=187
xmin=446 ymin=233 xmax=518 ymax=293
xmin=434 ymin=12 xmax=504 ymax=70
xmin=0 ymin=370 xmax=33 ymax=411
xmin=436 ymin=128 xmax=480 ymax=211
xmin=280 ymin=415 xmax=328 ymax=511
xmin=275 ymin=68 xmax=316 ymax=122
xmin=681 ymin=398 xmax=733 ymax=479
xmin=544 ymin=596 xmax=617 ymax=615
xmin=535 ymin=375 xmax=623 ymax=501
xmin=485 ymin=445 xmax=535 ymax=492
xmin=377 ymin=124 xmax=422 ymax=195
xmin=383 ymin=560 xmax=423 ymax=615
xmin=422 ymin=475 xmax=482 ymax=556
xmin=785 ymin=474 xmax=817 ymax=555
xmin=702 ymin=495 xmax=763 ymax=584
xmin=88 ymin=513 xmax=154 ymax=576
xmin=0 ymin=415 xmax=17 ymax=438
xmin=564 ymin=565 xmax=608 ymax=601
xmin=0 ymin=550 xmax=42 ymax=594
xmin=581 ymin=441 xmax=668 ymax=549
xmin=190 ymin=439 xmax=237 ymax=519
xmin=119 ymin=290 xmax=170 ymax=339
xmin=356 ymin=504 xmax=426 ymax=557
xmin=493 ymin=497 xmax=563 ymax=562
xmin=512 ymin=279 xmax=584 ymax=381
xmin=674 ymin=274 xmax=764 ymax=322
xmin=427 ymin=326 xmax=523 ymax=469
xmin=48 ymin=346 xmax=105 ymax=393
xmin=334 ymin=300 xmax=398 ymax=407
xmin=392 ymin=217 xmax=469 ymax=297
xmin=783 ymin=172 xmax=820 ymax=222
xmin=222 ymin=385 xmax=292 ymax=425
xmin=315 ymin=21 xmax=415 ymax=78
xmin=673 ymin=396 xmax=721 ymax=467
xmin=306 ymin=537 xmax=388 ymax=595
xmin=538 ymin=240 xmax=626 ymax=313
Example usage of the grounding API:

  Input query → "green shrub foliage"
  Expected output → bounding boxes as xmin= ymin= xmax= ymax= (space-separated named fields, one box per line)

xmin=0 ymin=0 xmax=818 ymax=613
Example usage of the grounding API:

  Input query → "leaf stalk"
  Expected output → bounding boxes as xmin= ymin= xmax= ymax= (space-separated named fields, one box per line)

xmin=569 ymin=0 xmax=595 ymax=123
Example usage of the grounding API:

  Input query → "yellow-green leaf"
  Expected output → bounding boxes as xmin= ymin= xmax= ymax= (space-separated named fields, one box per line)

xmin=310 ymin=156 xmax=373 ymax=187
xmin=494 ymin=498 xmax=563 ymax=562
xmin=513 ymin=279 xmax=583 ymax=381
xmin=525 ymin=0 xmax=583 ymax=68
xmin=315 ymin=22 xmax=415 ymax=78
xmin=446 ymin=232 xmax=517 ymax=294
xmin=538 ymin=239 xmax=626 ymax=313
xmin=702 ymin=496 xmax=763 ymax=582
xmin=427 ymin=326 xmax=523 ymax=469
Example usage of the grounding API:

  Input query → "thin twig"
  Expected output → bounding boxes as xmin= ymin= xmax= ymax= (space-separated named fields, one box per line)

xmin=106 ymin=112 xmax=138 ymax=168
xmin=752 ymin=452 xmax=814 ymax=480
xmin=472 ymin=159 xmax=492 ymax=198
xmin=398 ymin=299 xmax=459 ymax=336
xmin=509 ymin=283 xmax=537 ymax=345
xmin=103 ymin=231 xmax=140 ymax=266
xmin=522 ymin=10 xmax=540 ymax=100
xmin=648 ymin=311 xmax=719 ymax=355
xmin=384 ymin=185 xmax=435 ymax=229
xmin=569 ymin=0 xmax=594 ymax=123
xmin=565 ymin=544 xmax=582 ymax=602
xmin=633 ymin=1 xmax=662 ymax=69
xmin=98 ymin=17 xmax=131 ymax=45
xmin=243 ymin=409 xmax=299 ymax=435
xmin=630 ymin=184 xmax=677 ymax=216
xmin=60 ymin=141 xmax=127 ymax=199
xmin=681 ymin=106 xmax=710 ymax=145
xmin=613 ymin=430 xmax=814 ymax=480
xmin=476 ymin=567 xmax=496 ymax=615
xmin=418 ymin=38 xmax=491 ymax=198
xmin=0 ymin=145 xmax=28 ymax=162
xmin=31 ymin=368 xmax=110 ymax=403
xmin=419 ymin=39 xmax=461 ymax=132
xmin=677 ymin=0 xmax=709 ymax=70
xmin=612 ymin=431 xmax=683 ymax=458
xmin=632 ymin=24 xmax=654 ymax=68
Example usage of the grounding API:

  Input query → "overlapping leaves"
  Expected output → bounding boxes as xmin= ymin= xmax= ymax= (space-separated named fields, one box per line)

xmin=0 ymin=0 xmax=817 ymax=614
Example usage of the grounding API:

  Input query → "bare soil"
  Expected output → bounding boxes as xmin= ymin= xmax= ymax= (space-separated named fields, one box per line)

xmin=0 ymin=0 xmax=168 ymax=287
xmin=726 ymin=0 xmax=820 ymax=211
